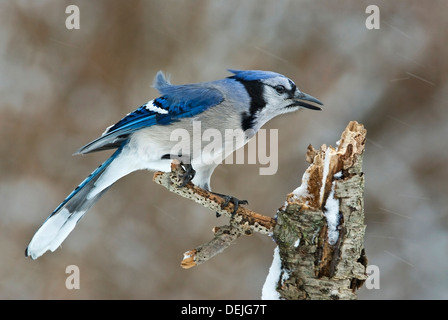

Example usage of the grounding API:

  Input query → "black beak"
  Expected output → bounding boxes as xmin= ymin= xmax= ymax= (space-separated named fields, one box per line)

xmin=292 ymin=91 xmax=323 ymax=110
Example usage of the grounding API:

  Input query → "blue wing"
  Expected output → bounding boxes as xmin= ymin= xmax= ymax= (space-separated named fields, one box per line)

xmin=75 ymin=72 xmax=224 ymax=154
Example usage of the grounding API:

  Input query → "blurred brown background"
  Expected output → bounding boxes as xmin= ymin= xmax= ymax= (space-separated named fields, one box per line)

xmin=1 ymin=0 xmax=447 ymax=299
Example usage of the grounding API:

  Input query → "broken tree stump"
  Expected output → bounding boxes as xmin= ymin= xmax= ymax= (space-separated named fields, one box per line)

xmin=269 ymin=120 xmax=368 ymax=300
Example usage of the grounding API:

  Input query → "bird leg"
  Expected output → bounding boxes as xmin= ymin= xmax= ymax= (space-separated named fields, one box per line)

xmin=211 ymin=192 xmax=248 ymax=217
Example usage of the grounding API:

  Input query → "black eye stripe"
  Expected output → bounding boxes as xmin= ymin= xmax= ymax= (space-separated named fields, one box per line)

xmin=288 ymin=79 xmax=296 ymax=92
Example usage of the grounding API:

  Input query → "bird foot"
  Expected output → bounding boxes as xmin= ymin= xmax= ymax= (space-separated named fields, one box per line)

xmin=178 ymin=162 xmax=196 ymax=188
xmin=212 ymin=192 xmax=248 ymax=217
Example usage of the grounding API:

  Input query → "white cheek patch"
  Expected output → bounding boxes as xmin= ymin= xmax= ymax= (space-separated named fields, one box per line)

xmin=144 ymin=100 xmax=168 ymax=114
xmin=262 ymin=87 xmax=286 ymax=105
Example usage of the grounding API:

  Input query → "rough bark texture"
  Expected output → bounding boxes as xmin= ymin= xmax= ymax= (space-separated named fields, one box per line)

xmin=153 ymin=160 xmax=275 ymax=268
xmin=181 ymin=224 xmax=243 ymax=269
xmin=274 ymin=121 xmax=368 ymax=300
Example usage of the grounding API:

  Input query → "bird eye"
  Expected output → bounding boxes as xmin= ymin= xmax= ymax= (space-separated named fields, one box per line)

xmin=275 ymin=85 xmax=286 ymax=94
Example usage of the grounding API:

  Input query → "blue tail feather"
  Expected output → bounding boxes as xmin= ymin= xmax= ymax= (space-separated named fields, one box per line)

xmin=25 ymin=146 xmax=124 ymax=259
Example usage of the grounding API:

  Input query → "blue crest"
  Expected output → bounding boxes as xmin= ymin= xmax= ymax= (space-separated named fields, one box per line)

xmin=227 ymin=69 xmax=283 ymax=81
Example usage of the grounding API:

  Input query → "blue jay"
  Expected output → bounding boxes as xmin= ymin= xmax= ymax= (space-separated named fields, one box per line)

xmin=25 ymin=69 xmax=322 ymax=259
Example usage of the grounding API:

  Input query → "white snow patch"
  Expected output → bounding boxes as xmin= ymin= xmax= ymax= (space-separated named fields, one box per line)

xmin=330 ymin=289 xmax=339 ymax=296
xmin=294 ymin=238 xmax=301 ymax=247
xmin=292 ymin=171 xmax=310 ymax=199
xmin=281 ymin=269 xmax=290 ymax=284
xmin=334 ymin=171 xmax=343 ymax=179
xmin=324 ymin=182 xmax=340 ymax=245
xmin=262 ymin=246 xmax=282 ymax=300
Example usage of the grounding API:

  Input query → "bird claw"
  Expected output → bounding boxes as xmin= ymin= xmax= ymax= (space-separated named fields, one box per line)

xmin=178 ymin=163 xmax=196 ymax=188
xmin=175 ymin=162 xmax=248 ymax=217
xmin=212 ymin=192 xmax=248 ymax=217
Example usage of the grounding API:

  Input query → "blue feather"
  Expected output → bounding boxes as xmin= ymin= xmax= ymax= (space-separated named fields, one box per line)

xmin=53 ymin=146 xmax=124 ymax=217
xmin=153 ymin=70 xmax=172 ymax=90
xmin=227 ymin=69 xmax=282 ymax=81
xmin=102 ymin=86 xmax=223 ymax=136
xmin=104 ymin=102 xmax=161 ymax=134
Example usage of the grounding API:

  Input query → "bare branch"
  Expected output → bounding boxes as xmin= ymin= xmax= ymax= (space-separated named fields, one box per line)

xmin=153 ymin=160 xmax=276 ymax=268
xmin=180 ymin=224 xmax=243 ymax=269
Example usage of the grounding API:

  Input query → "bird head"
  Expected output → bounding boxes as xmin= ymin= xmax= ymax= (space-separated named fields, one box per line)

xmin=228 ymin=69 xmax=323 ymax=131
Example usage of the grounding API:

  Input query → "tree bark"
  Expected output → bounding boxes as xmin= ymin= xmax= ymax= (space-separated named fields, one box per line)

xmin=272 ymin=121 xmax=368 ymax=299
